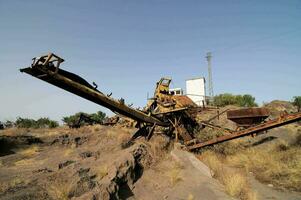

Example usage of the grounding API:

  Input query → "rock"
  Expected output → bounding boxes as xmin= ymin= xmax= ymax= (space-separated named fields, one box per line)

xmin=74 ymin=136 xmax=88 ymax=147
xmin=33 ymin=168 xmax=53 ymax=173
xmin=96 ymin=143 xmax=151 ymax=200
xmin=58 ymin=160 xmax=75 ymax=169
xmin=51 ymin=135 xmax=88 ymax=147
xmin=79 ymin=151 xmax=93 ymax=159
xmin=78 ymin=168 xmax=90 ymax=177
xmin=51 ymin=134 xmax=71 ymax=145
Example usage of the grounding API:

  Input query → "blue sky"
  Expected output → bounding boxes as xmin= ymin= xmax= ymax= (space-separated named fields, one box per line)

xmin=0 ymin=0 xmax=300 ymax=121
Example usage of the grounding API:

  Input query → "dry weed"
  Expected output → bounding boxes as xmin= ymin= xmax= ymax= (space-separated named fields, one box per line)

xmin=78 ymin=126 xmax=92 ymax=134
xmin=106 ymin=130 xmax=117 ymax=138
xmin=222 ymin=172 xmax=247 ymax=197
xmin=167 ymin=161 xmax=183 ymax=187
xmin=150 ymin=135 xmax=170 ymax=159
xmin=14 ymin=158 xmax=35 ymax=166
xmin=226 ymin=143 xmax=301 ymax=191
xmin=245 ymin=190 xmax=258 ymax=200
xmin=19 ymin=145 xmax=40 ymax=157
xmin=201 ymin=150 xmax=257 ymax=200
xmin=64 ymin=148 xmax=74 ymax=157
xmin=0 ymin=182 xmax=8 ymax=193
xmin=0 ymin=177 xmax=24 ymax=193
xmin=92 ymin=125 xmax=102 ymax=133
xmin=117 ymin=132 xmax=131 ymax=145
xmin=47 ymin=179 xmax=74 ymax=200
xmin=187 ymin=194 xmax=194 ymax=200
xmin=96 ymin=165 xmax=108 ymax=179
xmin=200 ymin=151 xmax=223 ymax=177
xmin=0 ymin=128 xmax=30 ymax=136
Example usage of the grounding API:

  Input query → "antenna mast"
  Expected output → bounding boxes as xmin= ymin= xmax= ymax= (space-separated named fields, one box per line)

xmin=206 ymin=52 xmax=213 ymax=99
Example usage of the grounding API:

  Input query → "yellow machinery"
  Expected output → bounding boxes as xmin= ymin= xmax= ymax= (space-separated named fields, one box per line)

xmin=146 ymin=77 xmax=196 ymax=114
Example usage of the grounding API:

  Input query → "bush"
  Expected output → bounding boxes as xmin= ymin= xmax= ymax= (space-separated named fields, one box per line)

xmin=4 ymin=120 xmax=14 ymax=128
xmin=62 ymin=111 xmax=106 ymax=126
xmin=292 ymin=96 xmax=301 ymax=112
xmin=90 ymin=111 xmax=106 ymax=122
xmin=15 ymin=117 xmax=59 ymax=129
xmin=62 ymin=112 xmax=83 ymax=126
xmin=213 ymin=93 xmax=258 ymax=107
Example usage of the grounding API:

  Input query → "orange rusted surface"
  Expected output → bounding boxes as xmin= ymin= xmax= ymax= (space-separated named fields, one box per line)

xmin=227 ymin=107 xmax=270 ymax=126
xmin=173 ymin=95 xmax=197 ymax=108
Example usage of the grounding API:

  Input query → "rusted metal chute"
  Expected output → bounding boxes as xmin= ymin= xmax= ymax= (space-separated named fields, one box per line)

xmin=20 ymin=53 xmax=199 ymax=142
xmin=227 ymin=107 xmax=270 ymax=128
xmin=186 ymin=111 xmax=301 ymax=150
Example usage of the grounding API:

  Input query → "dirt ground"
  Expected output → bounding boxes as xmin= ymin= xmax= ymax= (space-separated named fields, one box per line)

xmin=0 ymin=125 xmax=233 ymax=200
xmin=0 ymin=101 xmax=300 ymax=200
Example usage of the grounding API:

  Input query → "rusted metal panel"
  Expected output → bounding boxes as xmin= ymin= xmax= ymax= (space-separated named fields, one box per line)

xmin=173 ymin=95 xmax=197 ymax=108
xmin=227 ymin=107 xmax=270 ymax=126
xmin=187 ymin=111 xmax=301 ymax=150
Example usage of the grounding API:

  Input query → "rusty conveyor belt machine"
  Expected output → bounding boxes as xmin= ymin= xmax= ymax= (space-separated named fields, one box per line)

xmin=20 ymin=53 xmax=301 ymax=150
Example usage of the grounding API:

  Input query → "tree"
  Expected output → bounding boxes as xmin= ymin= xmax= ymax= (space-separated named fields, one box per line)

xmin=62 ymin=112 xmax=85 ymax=127
xmin=15 ymin=117 xmax=58 ymax=129
xmin=15 ymin=117 xmax=36 ymax=128
xmin=213 ymin=93 xmax=237 ymax=107
xmin=239 ymin=94 xmax=258 ymax=107
xmin=213 ymin=93 xmax=258 ymax=107
xmin=62 ymin=111 xmax=106 ymax=127
xmin=292 ymin=96 xmax=301 ymax=112
xmin=90 ymin=111 xmax=106 ymax=122
xmin=4 ymin=120 xmax=14 ymax=128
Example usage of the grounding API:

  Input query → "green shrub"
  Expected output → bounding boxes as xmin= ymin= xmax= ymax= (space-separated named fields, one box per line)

xmin=292 ymin=96 xmax=301 ymax=112
xmin=62 ymin=111 xmax=106 ymax=126
xmin=4 ymin=120 xmax=14 ymax=128
xmin=62 ymin=112 xmax=83 ymax=126
xmin=213 ymin=93 xmax=258 ymax=107
xmin=15 ymin=117 xmax=58 ymax=129
xmin=90 ymin=111 xmax=106 ymax=122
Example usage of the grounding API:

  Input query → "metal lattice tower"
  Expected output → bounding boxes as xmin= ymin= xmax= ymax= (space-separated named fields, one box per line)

xmin=206 ymin=52 xmax=214 ymax=98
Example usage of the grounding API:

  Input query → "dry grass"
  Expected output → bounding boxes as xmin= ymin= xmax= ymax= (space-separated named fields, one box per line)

xmin=222 ymin=172 xmax=258 ymax=200
xmin=187 ymin=194 xmax=194 ymax=200
xmin=64 ymin=148 xmax=74 ymax=157
xmin=0 ymin=177 xmax=25 ymax=193
xmin=227 ymin=143 xmax=301 ymax=191
xmin=106 ymin=129 xmax=118 ymax=138
xmin=117 ymin=132 xmax=132 ymax=145
xmin=96 ymin=165 xmax=108 ymax=179
xmin=201 ymin=151 xmax=256 ymax=200
xmin=200 ymin=151 xmax=223 ymax=177
xmin=201 ymin=123 xmax=301 ymax=193
xmin=78 ymin=126 xmax=93 ymax=134
xmin=0 ymin=128 xmax=30 ymax=136
xmin=0 ymin=182 xmax=8 ymax=193
xmin=14 ymin=158 xmax=35 ymax=166
xmin=150 ymin=135 xmax=170 ymax=160
xmin=167 ymin=161 xmax=183 ymax=187
xmin=19 ymin=145 xmax=40 ymax=157
xmin=47 ymin=179 xmax=74 ymax=200
xmin=223 ymin=172 xmax=247 ymax=197
xmin=92 ymin=125 xmax=102 ymax=133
